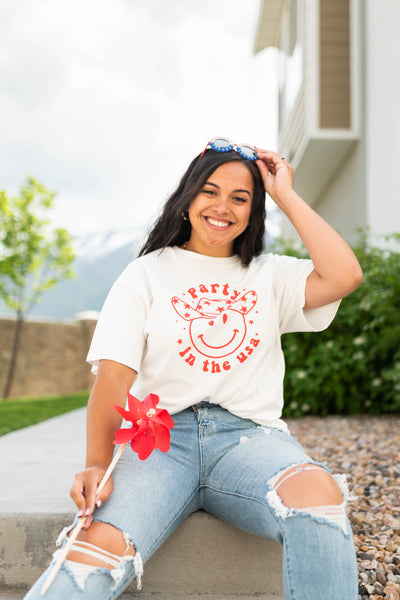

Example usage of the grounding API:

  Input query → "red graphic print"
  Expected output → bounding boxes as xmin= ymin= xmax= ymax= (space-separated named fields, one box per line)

xmin=172 ymin=291 xmax=257 ymax=358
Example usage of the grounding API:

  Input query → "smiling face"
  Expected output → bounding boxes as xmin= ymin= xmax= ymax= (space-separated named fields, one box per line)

xmin=185 ymin=161 xmax=254 ymax=257
xmin=189 ymin=309 xmax=247 ymax=358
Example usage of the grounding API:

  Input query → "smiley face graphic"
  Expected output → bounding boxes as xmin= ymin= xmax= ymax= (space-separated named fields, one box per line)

xmin=172 ymin=292 xmax=257 ymax=358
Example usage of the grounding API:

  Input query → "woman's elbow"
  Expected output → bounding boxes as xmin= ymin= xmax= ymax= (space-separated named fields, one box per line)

xmin=346 ymin=263 xmax=363 ymax=294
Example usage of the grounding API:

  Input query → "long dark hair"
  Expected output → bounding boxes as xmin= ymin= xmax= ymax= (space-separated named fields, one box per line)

xmin=138 ymin=150 xmax=266 ymax=266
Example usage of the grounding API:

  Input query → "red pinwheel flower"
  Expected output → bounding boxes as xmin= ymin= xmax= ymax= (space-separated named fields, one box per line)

xmin=113 ymin=391 xmax=174 ymax=460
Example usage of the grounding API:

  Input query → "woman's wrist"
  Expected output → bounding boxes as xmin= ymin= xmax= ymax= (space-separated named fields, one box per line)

xmin=85 ymin=448 xmax=115 ymax=471
xmin=272 ymin=188 xmax=303 ymax=215
xmin=85 ymin=463 xmax=108 ymax=471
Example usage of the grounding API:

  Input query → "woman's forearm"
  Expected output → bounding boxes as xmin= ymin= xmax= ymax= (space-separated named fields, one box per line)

xmin=277 ymin=190 xmax=363 ymax=304
xmin=86 ymin=360 xmax=137 ymax=470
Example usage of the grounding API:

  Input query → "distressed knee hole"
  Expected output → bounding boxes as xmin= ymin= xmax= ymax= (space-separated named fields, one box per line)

xmin=273 ymin=463 xmax=343 ymax=508
xmin=66 ymin=522 xmax=136 ymax=569
xmin=266 ymin=464 xmax=353 ymax=535
xmin=55 ymin=522 xmax=143 ymax=591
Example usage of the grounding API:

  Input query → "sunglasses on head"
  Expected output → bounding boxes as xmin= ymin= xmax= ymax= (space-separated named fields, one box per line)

xmin=200 ymin=137 xmax=258 ymax=161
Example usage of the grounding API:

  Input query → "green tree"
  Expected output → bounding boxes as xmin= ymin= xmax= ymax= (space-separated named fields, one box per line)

xmin=0 ymin=177 xmax=75 ymax=397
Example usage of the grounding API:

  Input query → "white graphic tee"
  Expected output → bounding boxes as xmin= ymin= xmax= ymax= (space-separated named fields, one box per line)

xmin=87 ymin=247 xmax=340 ymax=430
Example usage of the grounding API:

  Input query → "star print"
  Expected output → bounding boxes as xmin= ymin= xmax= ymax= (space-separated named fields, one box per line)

xmin=177 ymin=339 xmax=183 ymax=344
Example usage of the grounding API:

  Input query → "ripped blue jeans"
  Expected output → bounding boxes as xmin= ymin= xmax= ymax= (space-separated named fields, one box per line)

xmin=24 ymin=404 xmax=358 ymax=599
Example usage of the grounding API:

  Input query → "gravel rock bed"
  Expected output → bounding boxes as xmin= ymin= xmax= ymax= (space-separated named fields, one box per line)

xmin=287 ymin=415 xmax=400 ymax=600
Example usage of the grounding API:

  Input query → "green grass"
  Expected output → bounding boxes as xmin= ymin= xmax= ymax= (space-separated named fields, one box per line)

xmin=0 ymin=391 xmax=89 ymax=436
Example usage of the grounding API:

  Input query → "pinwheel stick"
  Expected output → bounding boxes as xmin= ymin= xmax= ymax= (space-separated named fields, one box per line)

xmin=40 ymin=442 xmax=128 ymax=596
xmin=40 ymin=390 xmax=174 ymax=596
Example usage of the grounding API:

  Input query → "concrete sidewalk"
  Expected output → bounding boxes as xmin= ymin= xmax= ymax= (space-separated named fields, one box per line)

xmin=1 ymin=409 xmax=86 ymax=514
xmin=0 ymin=410 xmax=283 ymax=598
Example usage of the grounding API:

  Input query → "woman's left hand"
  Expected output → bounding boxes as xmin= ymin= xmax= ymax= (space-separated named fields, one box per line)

xmin=255 ymin=149 xmax=294 ymax=205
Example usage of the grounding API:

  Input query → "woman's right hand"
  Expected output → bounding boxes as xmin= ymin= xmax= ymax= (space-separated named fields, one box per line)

xmin=72 ymin=360 xmax=137 ymax=529
xmin=69 ymin=466 xmax=114 ymax=528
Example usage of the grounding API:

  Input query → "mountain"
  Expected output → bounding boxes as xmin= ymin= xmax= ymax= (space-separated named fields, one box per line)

xmin=0 ymin=227 xmax=146 ymax=321
xmin=0 ymin=227 xmax=276 ymax=321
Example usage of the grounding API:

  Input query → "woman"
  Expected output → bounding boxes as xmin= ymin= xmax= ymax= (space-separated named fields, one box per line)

xmin=25 ymin=138 xmax=363 ymax=599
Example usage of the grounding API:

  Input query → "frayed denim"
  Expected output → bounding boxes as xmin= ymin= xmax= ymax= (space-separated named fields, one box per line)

xmin=24 ymin=404 xmax=358 ymax=600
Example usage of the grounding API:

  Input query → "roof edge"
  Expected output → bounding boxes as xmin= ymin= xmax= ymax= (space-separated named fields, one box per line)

xmin=253 ymin=0 xmax=286 ymax=54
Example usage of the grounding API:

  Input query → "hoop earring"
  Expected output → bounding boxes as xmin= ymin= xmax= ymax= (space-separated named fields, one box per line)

xmin=182 ymin=211 xmax=189 ymax=221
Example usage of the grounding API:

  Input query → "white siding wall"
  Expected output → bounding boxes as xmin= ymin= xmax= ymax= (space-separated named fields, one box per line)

xmin=365 ymin=0 xmax=400 ymax=237
xmin=262 ymin=0 xmax=400 ymax=243
xmin=313 ymin=142 xmax=367 ymax=241
xmin=303 ymin=0 xmax=400 ymax=243
xmin=283 ymin=138 xmax=367 ymax=242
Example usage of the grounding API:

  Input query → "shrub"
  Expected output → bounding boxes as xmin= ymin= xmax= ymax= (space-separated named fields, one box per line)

xmin=274 ymin=232 xmax=400 ymax=416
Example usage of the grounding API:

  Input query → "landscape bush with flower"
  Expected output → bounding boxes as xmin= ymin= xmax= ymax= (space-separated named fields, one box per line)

xmin=273 ymin=232 xmax=400 ymax=417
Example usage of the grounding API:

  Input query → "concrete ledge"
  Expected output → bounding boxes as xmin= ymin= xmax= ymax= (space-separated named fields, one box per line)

xmin=1 ymin=595 xmax=282 ymax=600
xmin=0 ymin=511 xmax=283 ymax=596
xmin=0 ymin=410 xmax=283 ymax=597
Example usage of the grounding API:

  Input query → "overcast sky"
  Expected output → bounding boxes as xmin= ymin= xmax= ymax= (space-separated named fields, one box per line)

xmin=0 ymin=0 xmax=278 ymax=238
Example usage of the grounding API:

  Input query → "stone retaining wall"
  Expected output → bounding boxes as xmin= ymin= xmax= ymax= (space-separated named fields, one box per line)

xmin=0 ymin=315 xmax=98 ymax=398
